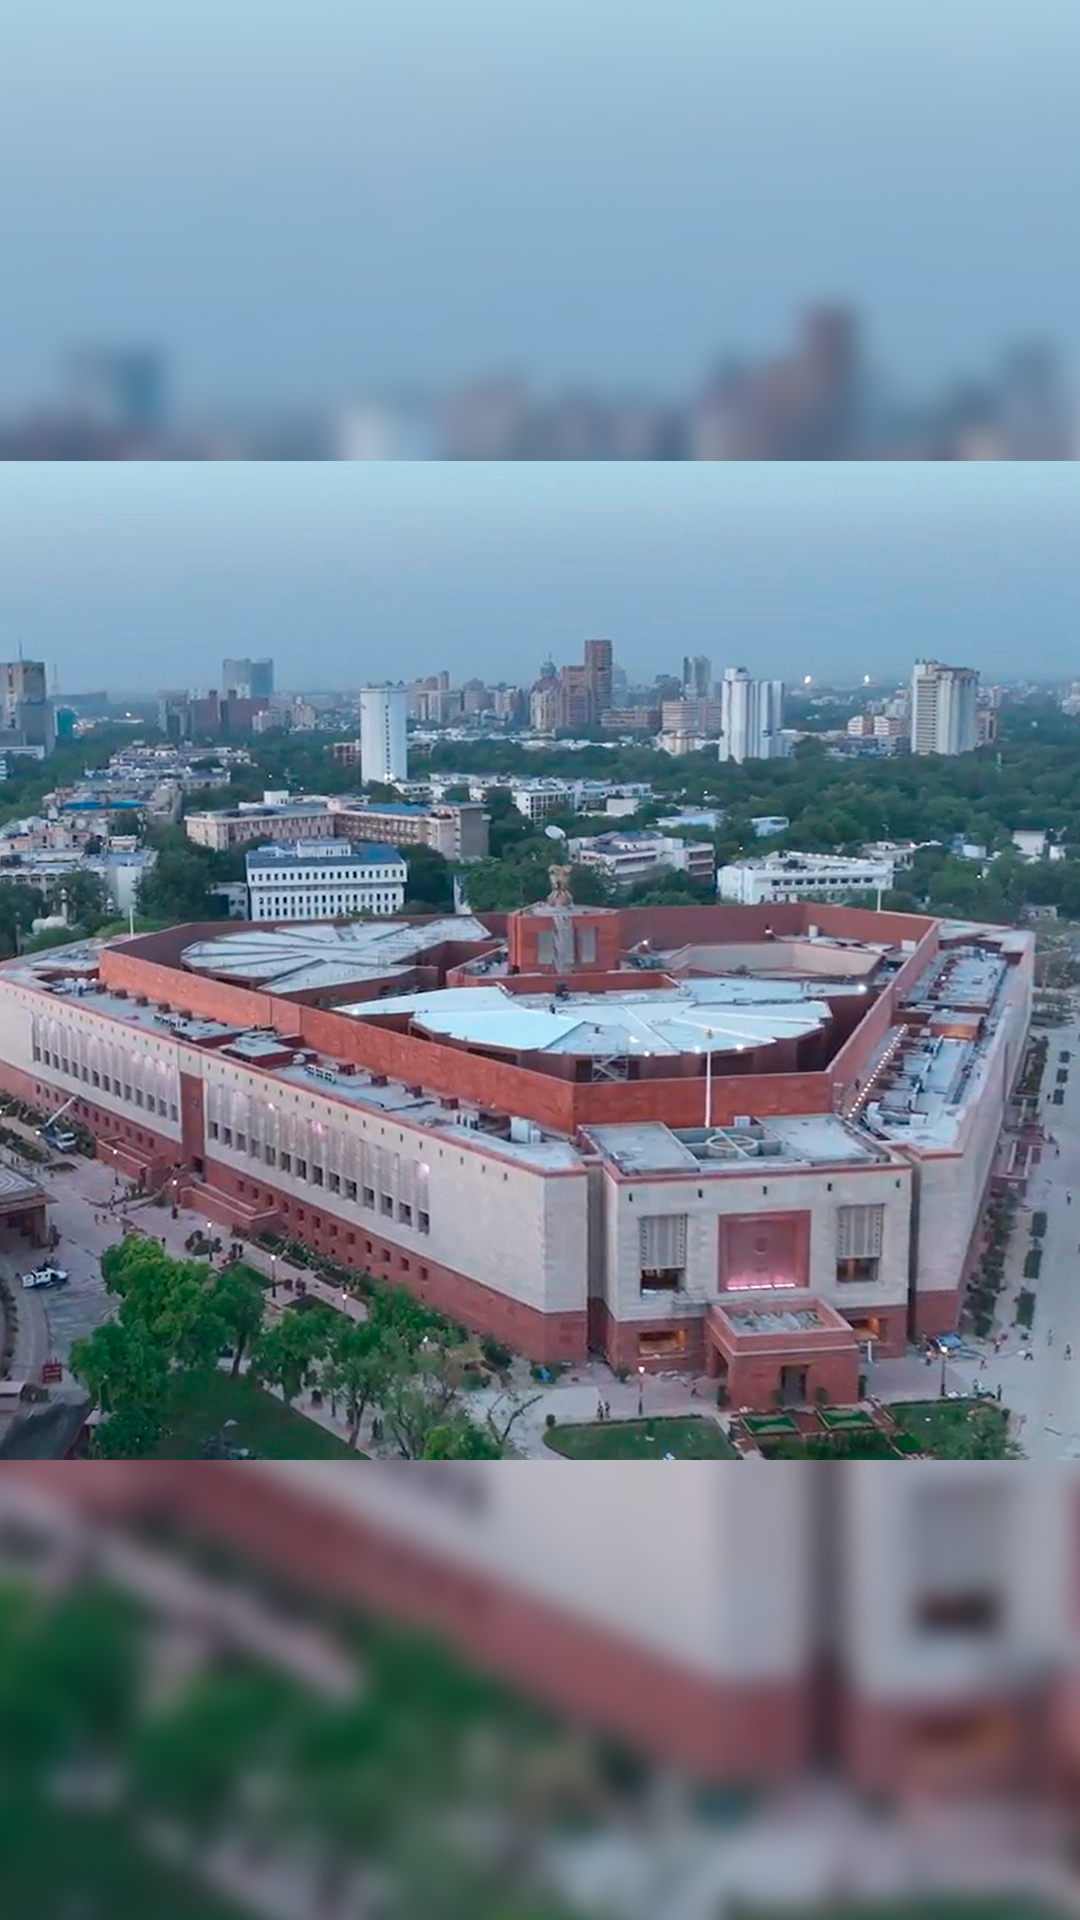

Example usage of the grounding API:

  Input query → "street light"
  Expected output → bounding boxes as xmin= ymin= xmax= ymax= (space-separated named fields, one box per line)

xmin=637 ymin=1365 xmax=645 ymax=1417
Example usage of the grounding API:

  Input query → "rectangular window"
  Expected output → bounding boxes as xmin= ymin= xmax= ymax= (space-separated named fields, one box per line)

xmin=344 ymin=1179 xmax=357 ymax=1202
xmin=327 ymin=1171 xmax=340 ymax=1193
xmin=170 ymin=1103 xmax=178 ymax=1122
xmin=398 ymin=1201 xmax=412 ymax=1226
xmin=380 ymin=1193 xmax=394 ymax=1217
xmin=235 ymin=1131 xmax=246 ymax=1153
xmin=221 ymin=1126 xmax=233 ymax=1147
xmin=295 ymin=1157 xmax=307 ymax=1180
xmin=123 ymin=1084 xmax=131 ymax=1101
xmin=91 ymin=1071 xmax=100 ymax=1088
xmin=362 ymin=1186 xmax=375 ymax=1209
xmin=208 ymin=1120 xmax=220 ymax=1140
xmin=835 ymin=1204 xmax=883 ymax=1285
xmin=418 ymin=1210 xmax=430 ymax=1235
xmin=135 ymin=1089 xmax=144 ymax=1107
xmin=264 ymin=1145 xmax=276 ymax=1166
xmin=638 ymin=1214 xmax=687 ymax=1294
xmin=312 ymin=1165 xmax=324 ymax=1187
xmin=280 ymin=1150 xmax=291 ymax=1173
xmin=911 ymin=1485 xmax=1007 ymax=1637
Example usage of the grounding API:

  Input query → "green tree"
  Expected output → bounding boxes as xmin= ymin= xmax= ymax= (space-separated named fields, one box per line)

xmin=69 ymin=1319 xmax=169 ymax=1448
xmin=403 ymin=845 xmax=454 ymax=912
xmin=208 ymin=1263 xmax=266 ymax=1376
xmin=320 ymin=1319 xmax=400 ymax=1449
xmin=250 ymin=1305 xmax=336 ymax=1406
xmin=101 ymin=1236 xmax=230 ymax=1373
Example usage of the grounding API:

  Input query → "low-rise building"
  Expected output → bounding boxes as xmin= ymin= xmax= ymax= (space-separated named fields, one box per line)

xmin=718 ymin=852 xmax=896 ymax=905
xmin=569 ymin=832 xmax=716 ymax=892
xmin=246 ymin=842 xmax=407 ymax=921
xmin=187 ymin=794 xmax=489 ymax=861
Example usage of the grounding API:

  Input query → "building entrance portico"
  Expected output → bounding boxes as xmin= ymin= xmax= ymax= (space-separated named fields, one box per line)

xmin=705 ymin=1293 xmax=860 ymax=1412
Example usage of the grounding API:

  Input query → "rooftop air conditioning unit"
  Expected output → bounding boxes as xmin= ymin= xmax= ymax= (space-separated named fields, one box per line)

xmin=455 ymin=1110 xmax=480 ymax=1129
xmin=733 ymin=1115 xmax=752 ymax=1128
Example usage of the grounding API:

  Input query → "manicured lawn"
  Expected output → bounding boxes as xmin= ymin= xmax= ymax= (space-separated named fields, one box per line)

xmin=890 ymin=1397 xmax=1009 ymax=1452
xmin=0 ymin=1802 xmax=249 ymax=1920
xmin=544 ymin=1415 xmax=739 ymax=1459
xmin=154 ymin=1366 xmax=357 ymax=1460
xmin=741 ymin=1411 xmax=800 ymax=1436
xmin=757 ymin=1428 xmax=919 ymax=1460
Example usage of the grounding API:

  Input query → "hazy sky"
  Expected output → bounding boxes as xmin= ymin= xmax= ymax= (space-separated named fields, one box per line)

xmin=1 ymin=0 xmax=1077 ymax=408
xmin=0 ymin=464 xmax=1075 ymax=694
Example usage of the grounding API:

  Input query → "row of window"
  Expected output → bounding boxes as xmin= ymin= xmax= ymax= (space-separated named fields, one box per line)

xmin=207 ymin=1117 xmax=430 ymax=1232
xmin=252 ymin=892 xmax=402 ymax=918
xmin=31 ymin=1043 xmax=179 ymax=1121
xmin=253 ymin=869 xmax=402 ymax=884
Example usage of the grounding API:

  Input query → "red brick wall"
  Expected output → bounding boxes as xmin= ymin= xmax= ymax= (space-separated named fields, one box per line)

xmin=828 ymin=923 xmax=940 ymax=1101
xmin=154 ymin=1467 xmax=813 ymax=1784
xmin=723 ymin=1345 xmax=859 ymax=1414
xmin=179 ymin=1072 xmax=204 ymax=1164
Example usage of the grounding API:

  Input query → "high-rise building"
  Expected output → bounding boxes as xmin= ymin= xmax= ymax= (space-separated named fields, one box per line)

xmin=717 ymin=668 xmax=784 ymax=763
xmin=359 ymin=684 xmax=408 ymax=784
xmin=582 ymin=637 xmax=613 ymax=716
xmin=682 ymin=654 xmax=712 ymax=700
xmin=543 ymin=638 xmax=614 ymax=732
xmin=0 ymin=659 xmax=54 ymax=752
xmin=222 ymin=658 xmax=274 ymax=700
xmin=910 ymin=660 xmax=979 ymax=756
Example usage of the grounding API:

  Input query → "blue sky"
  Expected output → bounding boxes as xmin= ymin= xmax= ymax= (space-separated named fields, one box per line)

xmin=0 ymin=0 xmax=1076 ymax=407
xmin=0 ymin=463 xmax=1075 ymax=692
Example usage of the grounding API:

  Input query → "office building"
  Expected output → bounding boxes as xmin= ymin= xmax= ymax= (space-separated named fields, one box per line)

xmin=718 ymin=668 xmax=785 ymax=763
xmin=246 ymin=842 xmax=407 ymax=921
xmin=359 ymin=685 xmax=408 ymax=784
xmin=682 ymin=655 xmax=712 ymax=700
xmin=185 ymin=794 xmax=488 ymax=861
xmin=222 ymin=658 xmax=274 ymax=700
xmin=718 ymin=851 xmax=896 ymax=905
xmin=0 ymin=659 xmax=54 ymax=753
xmin=567 ymin=832 xmax=716 ymax=892
xmin=910 ymin=661 xmax=979 ymax=756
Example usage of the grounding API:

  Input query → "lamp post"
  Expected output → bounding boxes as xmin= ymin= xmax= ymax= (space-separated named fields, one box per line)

xmin=637 ymin=1365 xmax=645 ymax=1417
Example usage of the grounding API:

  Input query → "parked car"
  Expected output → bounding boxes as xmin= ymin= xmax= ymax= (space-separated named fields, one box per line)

xmin=21 ymin=1265 xmax=70 ymax=1290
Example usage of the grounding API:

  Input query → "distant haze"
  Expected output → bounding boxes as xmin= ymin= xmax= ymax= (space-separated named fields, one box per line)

xmin=0 ymin=0 xmax=1076 ymax=409
xmin=0 ymin=463 xmax=1075 ymax=693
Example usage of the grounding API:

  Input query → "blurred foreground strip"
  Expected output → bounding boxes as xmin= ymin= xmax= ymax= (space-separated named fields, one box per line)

xmin=0 ymin=1464 xmax=1079 ymax=1918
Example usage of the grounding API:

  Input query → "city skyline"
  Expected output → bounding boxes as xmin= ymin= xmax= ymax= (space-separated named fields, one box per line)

xmin=0 ymin=463 xmax=1076 ymax=692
